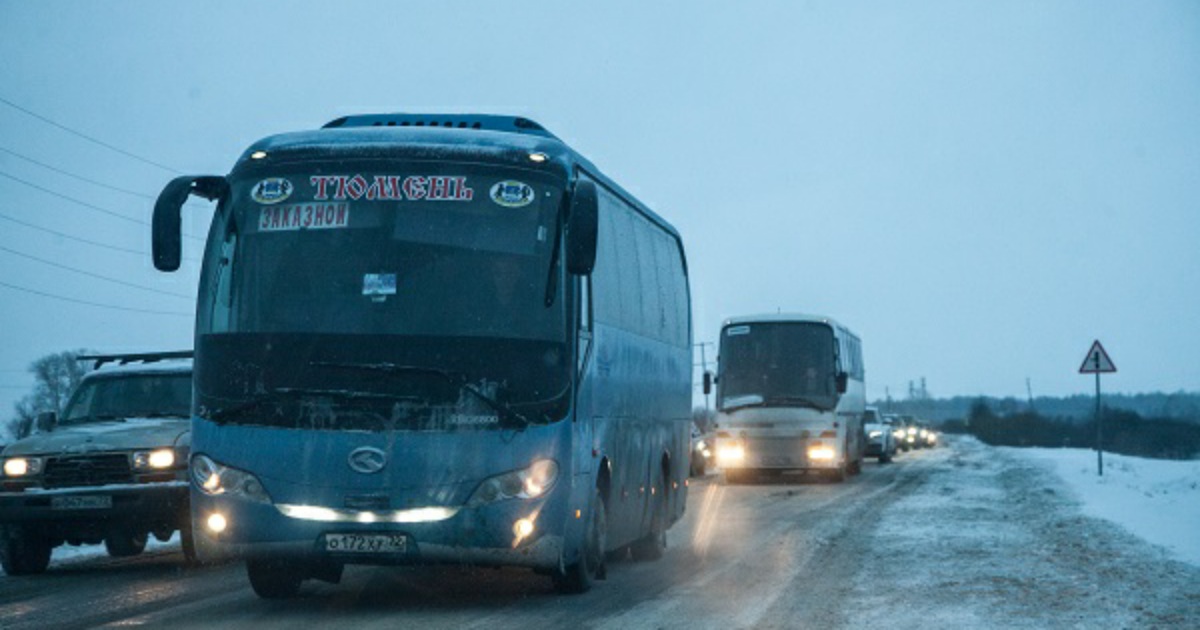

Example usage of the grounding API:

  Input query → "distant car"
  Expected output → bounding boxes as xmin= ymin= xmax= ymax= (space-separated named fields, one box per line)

xmin=863 ymin=406 xmax=897 ymax=463
xmin=690 ymin=424 xmax=714 ymax=476
xmin=0 ymin=352 xmax=194 ymax=575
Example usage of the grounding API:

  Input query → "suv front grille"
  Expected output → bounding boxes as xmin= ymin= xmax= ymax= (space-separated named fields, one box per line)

xmin=43 ymin=454 xmax=133 ymax=489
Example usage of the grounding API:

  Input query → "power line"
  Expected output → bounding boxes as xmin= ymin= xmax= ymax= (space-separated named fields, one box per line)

xmin=0 ymin=244 xmax=194 ymax=300
xmin=0 ymin=95 xmax=181 ymax=174
xmin=0 ymin=210 xmax=201 ymax=262
xmin=0 ymin=280 xmax=192 ymax=317
xmin=0 ymin=146 xmax=157 ymax=199
xmin=0 ymin=169 xmax=204 ymax=242
xmin=0 ymin=145 xmax=214 ymax=211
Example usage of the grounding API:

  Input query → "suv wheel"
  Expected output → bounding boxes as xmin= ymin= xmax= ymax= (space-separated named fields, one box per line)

xmin=105 ymin=529 xmax=148 ymax=557
xmin=0 ymin=526 xmax=52 ymax=575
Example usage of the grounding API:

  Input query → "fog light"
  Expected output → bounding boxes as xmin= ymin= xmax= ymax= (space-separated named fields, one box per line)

xmin=513 ymin=518 xmax=535 ymax=539
xmin=207 ymin=513 xmax=228 ymax=533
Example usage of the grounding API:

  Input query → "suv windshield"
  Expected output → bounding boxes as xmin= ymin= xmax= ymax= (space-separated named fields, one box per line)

xmin=195 ymin=161 xmax=571 ymax=429
xmin=60 ymin=373 xmax=192 ymax=426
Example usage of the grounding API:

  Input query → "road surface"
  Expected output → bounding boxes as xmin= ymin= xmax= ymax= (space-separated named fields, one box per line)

xmin=3 ymin=438 xmax=1198 ymax=628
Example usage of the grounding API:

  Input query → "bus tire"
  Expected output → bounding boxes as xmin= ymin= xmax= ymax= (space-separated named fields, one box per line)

xmin=553 ymin=487 xmax=607 ymax=594
xmin=0 ymin=526 xmax=52 ymax=575
xmin=180 ymin=521 xmax=199 ymax=566
xmin=630 ymin=475 xmax=668 ymax=562
xmin=247 ymin=558 xmax=304 ymax=599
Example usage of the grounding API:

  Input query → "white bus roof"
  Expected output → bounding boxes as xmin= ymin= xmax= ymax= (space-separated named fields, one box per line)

xmin=721 ymin=313 xmax=849 ymax=330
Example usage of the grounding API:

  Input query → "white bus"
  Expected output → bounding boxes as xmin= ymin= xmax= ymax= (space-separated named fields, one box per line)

xmin=704 ymin=314 xmax=865 ymax=482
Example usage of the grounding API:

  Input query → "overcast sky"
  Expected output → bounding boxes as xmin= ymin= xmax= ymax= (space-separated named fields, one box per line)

xmin=1 ymin=0 xmax=1197 ymax=423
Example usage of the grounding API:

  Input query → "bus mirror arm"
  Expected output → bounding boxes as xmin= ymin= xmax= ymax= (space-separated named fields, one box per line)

xmin=153 ymin=175 xmax=228 ymax=272
xmin=565 ymin=180 xmax=598 ymax=276
xmin=835 ymin=372 xmax=849 ymax=395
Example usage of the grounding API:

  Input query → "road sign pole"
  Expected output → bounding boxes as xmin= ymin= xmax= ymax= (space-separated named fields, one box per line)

xmin=1095 ymin=371 xmax=1103 ymax=477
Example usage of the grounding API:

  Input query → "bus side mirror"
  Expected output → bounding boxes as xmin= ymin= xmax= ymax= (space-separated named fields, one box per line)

xmin=36 ymin=411 xmax=57 ymax=433
xmin=702 ymin=371 xmax=713 ymax=395
xmin=153 ymin=175 xmax=228 ymax=272
xmin=835 ymin=372 xmax=849 ymax=394
xmin=566 ymin=180 xmax=598 ymax=276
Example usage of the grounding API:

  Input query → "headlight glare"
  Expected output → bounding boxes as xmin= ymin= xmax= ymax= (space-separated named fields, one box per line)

xmin=134 ymin=448 xmax=177 ymax=470
xmin=3 ymin=457 xmax=42 ymax=477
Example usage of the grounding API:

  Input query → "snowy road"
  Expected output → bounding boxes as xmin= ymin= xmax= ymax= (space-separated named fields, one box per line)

xmin=3 ymin=438 xmax=1198 ymax=629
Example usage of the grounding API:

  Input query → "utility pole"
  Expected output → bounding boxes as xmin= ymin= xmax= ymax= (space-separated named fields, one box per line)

xmin=694 ymin=342 xmax=714 ymax=415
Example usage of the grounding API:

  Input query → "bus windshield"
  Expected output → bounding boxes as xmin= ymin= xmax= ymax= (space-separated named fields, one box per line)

xmin=195 ymin=162 xmax=571 ymax=429
xmin=718 ymin=322 xmax=838 ymax=412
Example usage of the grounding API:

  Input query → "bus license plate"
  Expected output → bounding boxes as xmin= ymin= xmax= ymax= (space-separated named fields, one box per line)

xmin=51 ymin=495 xmax=112 ymax=510
xmin=323 ymin=533 xmax=408 ymax=554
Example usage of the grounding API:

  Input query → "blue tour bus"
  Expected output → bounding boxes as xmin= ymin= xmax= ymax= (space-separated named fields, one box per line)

xmin=151 ymin=114 xmax=692 ymax=598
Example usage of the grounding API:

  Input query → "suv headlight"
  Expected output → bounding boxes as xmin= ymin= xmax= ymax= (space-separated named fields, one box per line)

xmin=191 ymin=454 xmax=271 ymax=504
xmin=467 ymin=459 xmax=558 ymax=507
xmin=2 ymin=457 xmax=43 ymax=477
xmin=133 ymin=448 xmax=179 ymax=471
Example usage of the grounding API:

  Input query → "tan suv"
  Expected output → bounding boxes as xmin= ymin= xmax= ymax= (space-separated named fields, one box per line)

xmin=0 ymin=352 xmax=193 ymax=575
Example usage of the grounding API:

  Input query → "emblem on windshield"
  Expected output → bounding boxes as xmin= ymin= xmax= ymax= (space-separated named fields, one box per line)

xmin=348 ymin=447 xmax=387 ymax=474
xmin=490 ymin=180 xmax=535 ymax=208
xmin=251 ymin=177 xmax=293 ymax=204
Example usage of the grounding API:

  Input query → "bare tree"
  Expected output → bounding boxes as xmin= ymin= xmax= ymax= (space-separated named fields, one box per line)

xmin=5 ymin=349 xmax=90 ymax=440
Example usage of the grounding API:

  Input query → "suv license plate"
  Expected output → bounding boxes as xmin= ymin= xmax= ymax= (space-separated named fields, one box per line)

xmin=323 ymin=533 xmax=408 ymax=554
xmin=51 ymin=495 xmax=113 ymax=510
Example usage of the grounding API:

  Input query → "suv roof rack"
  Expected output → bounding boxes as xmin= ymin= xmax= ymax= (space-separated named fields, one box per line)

xmin=76 ymin=351 xmax=194 ymax=370
xmin=321 ymin=114 xmax=558 ymax=139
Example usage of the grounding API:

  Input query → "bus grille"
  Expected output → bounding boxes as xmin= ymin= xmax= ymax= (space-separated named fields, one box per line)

xmin=43 ymin=454 xmax=133 ymax=489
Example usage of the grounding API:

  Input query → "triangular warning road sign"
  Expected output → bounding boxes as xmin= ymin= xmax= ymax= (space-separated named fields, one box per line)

xmin=1079 ymin=340 xmax=1116 ymax=374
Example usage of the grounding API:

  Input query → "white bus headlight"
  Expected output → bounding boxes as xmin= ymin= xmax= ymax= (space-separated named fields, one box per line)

xmin=808 ymin=445 xmax=836 ymax=461
xmin=3 ymin=457 xmax=42 ymax=477
xmin=133 ymin=448 xmax=177 ymax=470
xmin=190 ymin=454 xmax=271 ymax=504
xmin=468 ymin=459 xmax=559 ymax=507
xmin=716 ymin=445 xmax=745 ymax=466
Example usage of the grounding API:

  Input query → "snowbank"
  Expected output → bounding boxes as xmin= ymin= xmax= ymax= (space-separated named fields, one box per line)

xmin=1003 ymin=445 xmax=1200 ymax=567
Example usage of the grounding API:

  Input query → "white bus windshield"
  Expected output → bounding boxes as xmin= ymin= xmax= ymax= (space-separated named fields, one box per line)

xmin=718 ymin=322 xmax=838 ymax=412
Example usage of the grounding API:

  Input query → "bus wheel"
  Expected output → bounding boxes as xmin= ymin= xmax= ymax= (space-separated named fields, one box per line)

xmin=553 ymin=487 xmax=607 ymax=594
xmin=180 ymin=521 xmax=199 ymax=566
xmin=0 ymin=526 xmax=52 ymax=575
xmin=247 ymin=558 xmax=304 ymax=599
xmin=630 ymin=477 xmax=668 ymax=561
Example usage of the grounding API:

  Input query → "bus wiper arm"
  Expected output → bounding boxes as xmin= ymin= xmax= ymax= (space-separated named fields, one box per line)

xmin=310 ymin=362 xmax=531 ymax=429
xmin=764 ymin=396 xmax=829 ymax=411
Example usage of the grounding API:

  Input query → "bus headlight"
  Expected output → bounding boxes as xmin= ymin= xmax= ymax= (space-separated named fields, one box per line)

xmin=808 ymin=445 xmax=836 ymax=461
xmin=133 ymin=448 xmax=177 ymax=470
xmin=716 ymin=445 xmax=745 ymax=466
xmin=2 ymin=457 xmax=42 ymax=477
xmin=467 ymin=459 xmax=559 ymax=507
xmin=191 ymin=454 xmax=271 ymax=504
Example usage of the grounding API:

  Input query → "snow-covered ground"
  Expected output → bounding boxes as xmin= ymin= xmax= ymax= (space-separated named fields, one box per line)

xmin=1004 ymin=445 xmax=1200 ymax=567
xmin=47 ymin=532 xmax=181 ymax=567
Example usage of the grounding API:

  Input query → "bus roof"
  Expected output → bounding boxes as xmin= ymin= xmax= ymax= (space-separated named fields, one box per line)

xmin=721 ymin=313 xmax=853 ymax=332
xmin=232 ymin=115 xmax=682 ymax=242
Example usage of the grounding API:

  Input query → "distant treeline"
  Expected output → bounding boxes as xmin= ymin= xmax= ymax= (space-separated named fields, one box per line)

xmin=940 ymin=400 xmax=1200 ymax=460
xmin=873 ymin=391 xmax=1200 ymax=426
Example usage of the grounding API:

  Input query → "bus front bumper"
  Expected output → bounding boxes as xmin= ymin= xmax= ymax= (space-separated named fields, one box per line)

xmin=190 ymin=493 xmax=567 ymax=570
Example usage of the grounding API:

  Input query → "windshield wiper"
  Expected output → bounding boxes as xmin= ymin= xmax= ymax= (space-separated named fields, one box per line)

xmin=542 ymin=204 xmax=564 ymax=307
xmin=206 ymin=387 xmax=419 ymax=424
xmin=310 ymin=362 xmax=531 ymax=429
xmin=763 ymin=396 xmax=829 ymax=411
